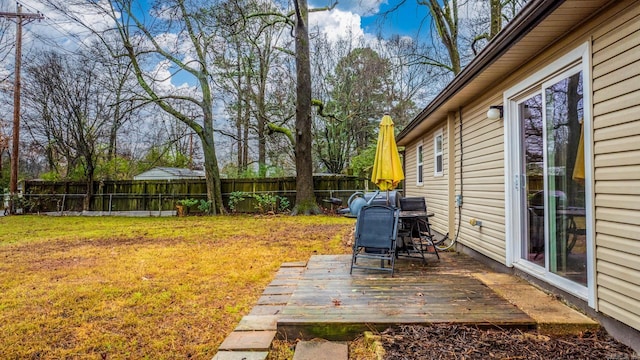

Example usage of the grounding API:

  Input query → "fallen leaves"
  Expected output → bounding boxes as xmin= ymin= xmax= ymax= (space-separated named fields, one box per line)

xmin=380 ymin=325 xmax=636 ymax=360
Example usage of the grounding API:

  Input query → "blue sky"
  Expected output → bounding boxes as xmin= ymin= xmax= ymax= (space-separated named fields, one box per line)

xmin=3 ymin=0 xmax=434 ymax=55
xmin=308 ymin=0 xmax=432 ymax=42
xmin=360 ymin=1 xmax=430 ymax=37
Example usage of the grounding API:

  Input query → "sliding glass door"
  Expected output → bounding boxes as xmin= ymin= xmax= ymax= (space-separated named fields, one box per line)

xmin=544 ymin=69 xmax=587 ymax=286
xmin=518 ymin=67 xmax=587 ymax=287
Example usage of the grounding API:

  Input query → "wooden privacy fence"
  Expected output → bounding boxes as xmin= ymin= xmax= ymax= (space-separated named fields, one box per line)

xmin=20 ymin=176 xmax=380 ymax=214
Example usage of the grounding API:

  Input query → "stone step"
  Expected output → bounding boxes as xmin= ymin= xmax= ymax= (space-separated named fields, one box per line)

xmin=292 ymin=340 xmax=348 ymax=360
xmin=212 ymin=351 xmax=268 ymax=360
xmin=472 ymin=273 xmax=599 ymax=335
xmin=217 ymin=330 xmax=276 ymax=352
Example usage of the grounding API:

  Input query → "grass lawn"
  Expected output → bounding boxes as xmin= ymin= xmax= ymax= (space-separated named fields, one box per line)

xmin=0 ymin=215 xmax=354 ymax=359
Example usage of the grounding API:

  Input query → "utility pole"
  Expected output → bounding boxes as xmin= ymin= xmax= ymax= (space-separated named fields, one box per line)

xmin=0 ymin=4 xmax=44 ymax=214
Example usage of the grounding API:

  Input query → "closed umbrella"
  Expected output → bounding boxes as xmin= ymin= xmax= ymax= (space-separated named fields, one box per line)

xmin=371 ymin=114 xmax=405 ymax=200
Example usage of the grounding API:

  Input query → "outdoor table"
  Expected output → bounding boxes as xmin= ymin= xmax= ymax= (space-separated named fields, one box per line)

xmin=397 ymin=211 xmax=437 ymax=260
xmin=399 ymin=210 xmax=434 ymax=219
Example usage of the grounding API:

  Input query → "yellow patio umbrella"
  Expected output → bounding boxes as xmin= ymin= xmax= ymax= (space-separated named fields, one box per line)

xmin=371 ymin=114 xmax=405 ymax=193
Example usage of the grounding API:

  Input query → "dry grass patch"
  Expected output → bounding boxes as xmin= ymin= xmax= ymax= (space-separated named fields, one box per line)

xmin=0 ymin=215 xmax=354 ymax=359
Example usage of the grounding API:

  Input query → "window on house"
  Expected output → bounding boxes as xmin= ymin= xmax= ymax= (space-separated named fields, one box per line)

xmin=434 ymin=131 xmax=443 ymax=176
xmin=417 ymin=143 xmax=423 ymax=185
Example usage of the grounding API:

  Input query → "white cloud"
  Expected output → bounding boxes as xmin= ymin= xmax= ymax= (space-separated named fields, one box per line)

xmin=312 ymin=0 xmax=385 ymax=16
xmin=146 ymin=59 xmax=199 ymax=96
xmin=0 ymin=0 xmax=118 ymax=52
xmin=309 ymin=8 xmax=366 ymax=43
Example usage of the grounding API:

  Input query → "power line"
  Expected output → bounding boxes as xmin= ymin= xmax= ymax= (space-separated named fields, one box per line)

xmin=17 ymin=1 xmax=98 ymax=53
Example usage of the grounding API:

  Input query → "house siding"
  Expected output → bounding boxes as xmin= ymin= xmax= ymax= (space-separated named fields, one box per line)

xmin=591 ymin=1 xmax=640 ymax=330
xmin=403 ymin=126 xmax=450 ymax=236
xmin=404 ymin=97 xmax=508 ymax=264
xmin=402 ymin=0 xmax=640 ymax=334
xmin=404 ymin=141 xmax=418 ymax=189
xmin=455 ymin=98 xmax=506 ymax=264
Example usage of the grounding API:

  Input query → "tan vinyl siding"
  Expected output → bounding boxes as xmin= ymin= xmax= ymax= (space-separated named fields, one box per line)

xmin=426 ymin=126 xmax=448 ymax=234
xmin=592 ymin=1 xmax=640 ymax=331
xmin=454 ymin=97 xmax=506 ymax=264
xmin=404 ymin=125 xmax=450 ymax=235
xmin=403 ymin=142 xmax=418 ymax=187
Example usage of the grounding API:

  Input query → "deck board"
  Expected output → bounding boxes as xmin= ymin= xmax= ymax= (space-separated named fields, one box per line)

xmin=277 ymin=254 xmax=534 ymax=340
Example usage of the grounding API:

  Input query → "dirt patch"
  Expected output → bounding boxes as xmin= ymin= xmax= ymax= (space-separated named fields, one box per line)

xmin=380 ymin=324 xmax=637 ymax=359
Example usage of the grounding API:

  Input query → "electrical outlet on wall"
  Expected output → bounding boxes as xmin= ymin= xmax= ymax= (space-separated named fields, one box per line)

xmin=455 ymin=195 xmax=463 ymax=207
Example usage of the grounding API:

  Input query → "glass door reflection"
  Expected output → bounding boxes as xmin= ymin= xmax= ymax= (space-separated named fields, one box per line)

xmin=520 ymin=94 xmax=545 ymax=267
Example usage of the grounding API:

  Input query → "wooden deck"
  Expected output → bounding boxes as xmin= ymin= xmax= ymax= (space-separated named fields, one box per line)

xmin=275 ymin=253 xmax=535 ymax=340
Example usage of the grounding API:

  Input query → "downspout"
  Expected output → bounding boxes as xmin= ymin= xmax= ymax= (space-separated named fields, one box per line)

xmin=454 ymin=107 xmax=464 ymax=244
xmin=459 ymin=107 xmax=463 ymax=198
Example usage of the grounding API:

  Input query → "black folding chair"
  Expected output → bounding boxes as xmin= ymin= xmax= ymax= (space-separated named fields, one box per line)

xmin=350 ymin=205 xmax=399 ymax=276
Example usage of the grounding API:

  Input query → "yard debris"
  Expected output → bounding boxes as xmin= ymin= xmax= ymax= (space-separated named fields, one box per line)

xmin=380 ymin=324 xmax=637 ymax=360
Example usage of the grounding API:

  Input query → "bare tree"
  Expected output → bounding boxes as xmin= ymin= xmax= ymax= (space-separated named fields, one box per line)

xmin=43 ymin=0 xmax=227 ymax=213
xmin=84 ymin=45 xmax=142 ymax=179
xmin=415 ymin=0 xmax=461 ymax=74
xmin=22 ymin=51 xmax=114 ymax=209
xmin=215 ymin=0 xmax=292 ymax=177
xmin=378 ymin=0 xmax=529 ymax=77
xmin=471 ymin=0 xmax=530 ymax=55
xmin=373 ymin=35 xmax=429 ymax=127
xmin=0 ymin=16 xmax=13 ymax=83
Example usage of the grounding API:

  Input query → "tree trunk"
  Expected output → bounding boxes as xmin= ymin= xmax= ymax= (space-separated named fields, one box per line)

xmin=243 ymin=102 xmax=249 ymax=172
xmin=201 ymin=80 xmax=225 ymax=214
xmin=426 ymin=0 xmax=460 ymax=75
xmin=257 ymin=92 xmax=266 ymax=177
xmin=201 ymin=131 xmax=224 ymax=214
xmin=490 ymin=0 xmax=502 ymax=38
xmin=236 ymin=54 xmax=243 ymax=172
xmin=84 ymin=165 xmax=94 ymax=211
xmin=292 ymin=0 xmax=320 ymax=215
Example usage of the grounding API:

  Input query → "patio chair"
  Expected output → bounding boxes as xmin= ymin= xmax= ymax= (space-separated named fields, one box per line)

xmin=350 ymin=205 xmax=399 ymax=276
xmin=398 ymin=197 xmax=439 ymax=261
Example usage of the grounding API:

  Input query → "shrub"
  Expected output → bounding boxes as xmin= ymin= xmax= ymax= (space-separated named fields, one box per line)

xmin=177 ymin=198 xmax=200 ymax=208
xmin=227 ymin=192 xmax=290 ymax=214
xmin=197 ymin=200 xmax=212 ymax=213
xmin=228 ymin=191 xmax=247 ymax=213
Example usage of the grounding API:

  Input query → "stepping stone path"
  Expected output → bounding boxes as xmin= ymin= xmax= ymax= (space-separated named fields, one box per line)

xmin=213 ymin=261 xmax=309 ymax=360
xmin=292 ymin=340 xmax=348 ymax=360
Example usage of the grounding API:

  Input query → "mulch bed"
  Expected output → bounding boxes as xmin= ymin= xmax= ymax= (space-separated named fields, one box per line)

xmin=380 ymin=324 xmax=638 ymax=359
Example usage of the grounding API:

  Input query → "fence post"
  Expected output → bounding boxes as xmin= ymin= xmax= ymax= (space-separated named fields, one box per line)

xmin=108 ymin=194 xmax=113 ymax=216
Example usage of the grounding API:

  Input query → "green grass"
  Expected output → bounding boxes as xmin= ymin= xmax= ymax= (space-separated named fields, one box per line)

xmin=0 ymin=214 xmax=354 ymax=359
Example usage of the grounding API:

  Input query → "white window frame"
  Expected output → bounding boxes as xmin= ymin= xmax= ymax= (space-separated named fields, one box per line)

xmin=503 ymin=42 xmax=595 ymax=308
xmin=434 ymin=130 xmax=444 ymax=176
xmin=416 ymin=142 xmax=424 ymax=186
